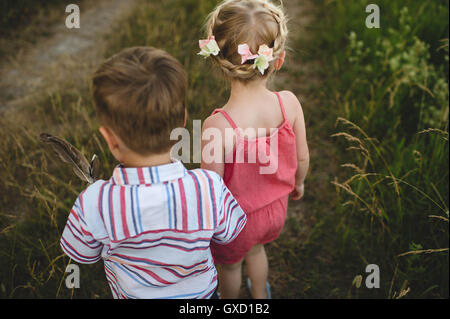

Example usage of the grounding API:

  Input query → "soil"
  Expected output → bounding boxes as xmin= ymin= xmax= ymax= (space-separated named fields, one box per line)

xmin=0 ymin=0 xmax=138 ymax=110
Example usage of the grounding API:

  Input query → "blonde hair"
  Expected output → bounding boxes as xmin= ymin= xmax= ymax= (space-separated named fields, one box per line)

xmin=92 ymin=47 xmax=187 ymax=155
xmin=205 ymin=0 xmax=288 ymax=82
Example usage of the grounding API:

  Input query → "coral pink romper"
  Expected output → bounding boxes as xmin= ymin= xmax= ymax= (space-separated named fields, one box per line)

xmin=210 ymin=92 xmax=298 ymax=264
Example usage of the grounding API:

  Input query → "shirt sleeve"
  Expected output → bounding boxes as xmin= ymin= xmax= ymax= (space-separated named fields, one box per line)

xmin=212 ymin=184 xmax=247 ymax=245
xmin=60 ymin=195 xmax=103 ymax=264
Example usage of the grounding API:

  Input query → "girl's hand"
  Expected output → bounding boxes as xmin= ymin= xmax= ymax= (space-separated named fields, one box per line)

xmin=291 ymin=183 xmax=304 ymax=200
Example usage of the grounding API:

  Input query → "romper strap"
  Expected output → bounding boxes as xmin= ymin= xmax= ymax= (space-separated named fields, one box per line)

xmin=274 ymin=92 xmax=288 ymax=122
xmin=211 ymin=109 xmax=239 ymax=130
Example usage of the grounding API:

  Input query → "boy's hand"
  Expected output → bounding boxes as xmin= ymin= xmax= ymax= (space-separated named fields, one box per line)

xmin=291 ymin=183 xmax=304 ymax=201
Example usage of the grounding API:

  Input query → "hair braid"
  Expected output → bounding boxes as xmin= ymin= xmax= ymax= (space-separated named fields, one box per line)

xmin=204 ymin=0 xmax=288 ymax=82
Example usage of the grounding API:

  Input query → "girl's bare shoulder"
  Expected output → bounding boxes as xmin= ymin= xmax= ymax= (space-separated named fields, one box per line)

xmin=278 ymin=90 xmax=304 ymax=124
xmin=202 ymin=109 xmax=233 ymax=132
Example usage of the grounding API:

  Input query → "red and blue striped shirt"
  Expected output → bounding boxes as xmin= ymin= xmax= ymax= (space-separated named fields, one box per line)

xmin=60 ymin=160 xmax=246 ymax=299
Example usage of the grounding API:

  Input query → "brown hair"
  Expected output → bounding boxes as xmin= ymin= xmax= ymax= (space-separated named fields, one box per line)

xmin=92 ymin=47 xmax=187 ymax=155
xmin=205 ymin=0 xmax=288 ymax=82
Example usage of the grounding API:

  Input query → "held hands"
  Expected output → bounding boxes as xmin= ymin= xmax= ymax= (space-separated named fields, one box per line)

xmin=291 ymin=183 xmax=304 ymax=201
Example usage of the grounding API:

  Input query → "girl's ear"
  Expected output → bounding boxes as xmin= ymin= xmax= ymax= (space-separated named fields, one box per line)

xmin=274 ymin=51 xmax=286 ymax=71
xmin=99 ymin=126 xmax=119 ymax=151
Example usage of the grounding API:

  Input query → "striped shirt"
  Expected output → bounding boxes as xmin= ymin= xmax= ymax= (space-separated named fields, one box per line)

xmin=60 ymin=160 xmax=246 ymax=299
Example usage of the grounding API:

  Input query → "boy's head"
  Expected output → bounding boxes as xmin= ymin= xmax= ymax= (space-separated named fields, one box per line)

xmin=92 ymin=47 xmax=187 ymax=157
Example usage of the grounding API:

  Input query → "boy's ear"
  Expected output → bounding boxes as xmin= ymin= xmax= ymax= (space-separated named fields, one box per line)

xmin=274 ymin=50 xmax=286 ymax=71
xmin=99 ymin=126 xmax=119 ymax=151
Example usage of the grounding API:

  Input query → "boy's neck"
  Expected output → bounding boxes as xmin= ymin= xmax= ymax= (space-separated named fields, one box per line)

xmin=121 ymin=150 xmax=173 ymax=168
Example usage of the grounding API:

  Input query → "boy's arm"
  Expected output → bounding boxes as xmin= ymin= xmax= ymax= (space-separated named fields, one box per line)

xmin=60 ymin=195 xmax=103 ymax=264
xmin=212 ymin=184 xmax=247 ymax=245
xmin=284 ymin=91 xmax=310 ymax=200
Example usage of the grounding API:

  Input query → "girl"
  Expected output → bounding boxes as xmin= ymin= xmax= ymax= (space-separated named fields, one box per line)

xmin=200 ymin=0 xmax=309 ymax=299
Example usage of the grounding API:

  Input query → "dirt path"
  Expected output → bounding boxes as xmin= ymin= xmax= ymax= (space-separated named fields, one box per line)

xmin=263 ymin=0 xmax=340 ymax=298
xmin=273 ymin=0 xmax=338 ymax=244
xmin=0 ymin=0 xmax=138 ymax=111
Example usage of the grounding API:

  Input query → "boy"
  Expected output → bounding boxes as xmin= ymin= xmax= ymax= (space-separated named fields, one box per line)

xmin=60 ymin=47 xmax=247 ymax=299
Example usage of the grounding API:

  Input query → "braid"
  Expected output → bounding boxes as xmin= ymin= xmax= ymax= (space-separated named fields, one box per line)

xmin=205 ymin=2 xmax=222 ymax=38
xmin=204 ymin=0 xmax=288 ymax=82
xmin=264 ymin=0 xmax=288 ymax=57
xmin=214 ymin=58 xmax=258 ymax=80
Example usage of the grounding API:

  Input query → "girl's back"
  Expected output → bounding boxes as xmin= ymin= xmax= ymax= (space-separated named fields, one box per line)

xmin=206 ymin=90 xmax=299 ymax=213
xmin=223 ymin=90 xmax=290 ymax=138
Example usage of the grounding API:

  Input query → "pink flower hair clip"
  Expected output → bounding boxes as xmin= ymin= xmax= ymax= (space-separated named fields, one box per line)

xmin=238 ymin=44 xmax=274 ymax=75
xmin=198 ymin=36 xmax=220 ymax=58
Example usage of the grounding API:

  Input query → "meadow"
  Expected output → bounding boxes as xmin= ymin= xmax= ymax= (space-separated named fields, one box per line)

xmin=313 ymin=0 xmax=449 ymax=298
xmin=0 ymin=0 xmax=448 ymax=298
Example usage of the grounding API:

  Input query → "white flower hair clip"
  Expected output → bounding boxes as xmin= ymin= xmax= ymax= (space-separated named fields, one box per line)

xmin=238 ymin=44 xmax=274 ymax=75
xmin=198 ymin=36 xmax=220 ymax=58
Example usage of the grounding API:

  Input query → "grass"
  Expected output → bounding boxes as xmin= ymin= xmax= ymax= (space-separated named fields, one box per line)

xmin=0 ymin=88 xmax=113 ymax=298
xmin=0 ymin=0 xmax=448 ymax=299
xmin=308 ymin=0 xmax=449 ymax=298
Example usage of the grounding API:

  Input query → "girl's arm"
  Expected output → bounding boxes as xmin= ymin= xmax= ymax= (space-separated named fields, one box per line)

xmin=284 ymin=91 xmax=310 ymax=200
xmin=200 ymin=115 xmax=226 ymax=177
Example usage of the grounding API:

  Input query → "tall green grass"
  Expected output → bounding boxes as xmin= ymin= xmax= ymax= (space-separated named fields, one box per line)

xmin=0 ymin=88 xmax=113 ymax=298
xmin=314 ymin=0 xmax=449 ymax=298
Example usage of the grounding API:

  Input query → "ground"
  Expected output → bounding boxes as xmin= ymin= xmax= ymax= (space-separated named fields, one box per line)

xmin=262 ymin=0 xmax=342 ymax=299
xmin=0 ymin=0 xmax=137 ymax=110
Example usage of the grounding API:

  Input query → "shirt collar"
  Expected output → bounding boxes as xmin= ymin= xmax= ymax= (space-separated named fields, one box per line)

xmin=111 ymin=159 xmax=187 ymax=186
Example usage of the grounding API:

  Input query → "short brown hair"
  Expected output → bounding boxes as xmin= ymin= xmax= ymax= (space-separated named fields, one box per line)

xmin=92 ymin=47 xmax=187 ymax=155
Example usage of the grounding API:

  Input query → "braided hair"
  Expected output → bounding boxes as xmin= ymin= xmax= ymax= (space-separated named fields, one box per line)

xmin=204 ymin=0 xmax=288 ymax=82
